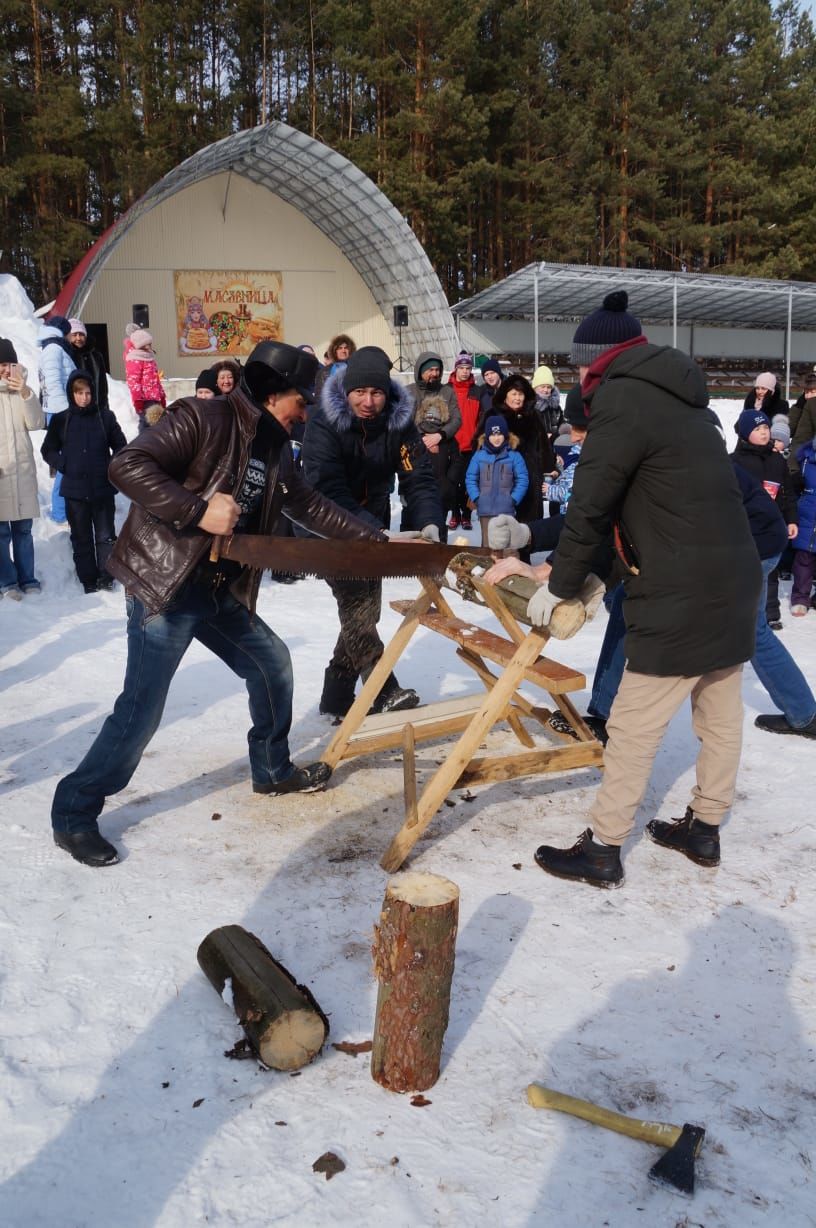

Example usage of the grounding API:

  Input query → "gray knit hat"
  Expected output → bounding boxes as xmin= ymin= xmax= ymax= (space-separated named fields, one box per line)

xmin=571 ymin=291 xmax=642 ymax=365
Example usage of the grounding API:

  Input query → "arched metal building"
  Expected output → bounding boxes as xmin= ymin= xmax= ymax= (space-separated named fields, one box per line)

xmin=54 ymin=122 xmax=459 ymax=380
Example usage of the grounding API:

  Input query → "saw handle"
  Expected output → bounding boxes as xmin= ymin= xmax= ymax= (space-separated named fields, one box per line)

xmin=210 ymin=535 xmax=224 ymax=564
xmin=527 ymin=1084 xmax=682 ymax=1148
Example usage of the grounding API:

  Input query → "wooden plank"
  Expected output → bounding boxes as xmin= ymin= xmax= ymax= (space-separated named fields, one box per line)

xmin=552 ymin=692 xmax=597 ymax=742
xmin=402 ymin=724 xmax=418 ymax=828
xmin=470 ymin=572 xmax=527 ymax=647
xmin=457 ymin=741 xmax=604 ymax=786
xmin=342 ymin=705 xmax=488 ymax=760
xmin=454 ymin=643 xmax=535 ymax=748
xmin=349 ymin=693 xmax=488 ymax=736
xmin=406 ymin=610 xmax=585 ymax=692
xmin=323 ymin=584 xmax=434 ymax=769
xmin=381 ymin=628 xmax=550 ymax=872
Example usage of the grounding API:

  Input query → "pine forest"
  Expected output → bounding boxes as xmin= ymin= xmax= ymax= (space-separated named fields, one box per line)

xmin=2 ymin=0 xmax=816 ymax=305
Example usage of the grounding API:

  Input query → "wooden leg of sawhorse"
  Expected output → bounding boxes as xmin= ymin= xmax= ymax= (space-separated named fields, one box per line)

xmin=323 ymin=583 xmax=435 ymax=770
xmin=380 ymin=627 xmax=549 ymax=872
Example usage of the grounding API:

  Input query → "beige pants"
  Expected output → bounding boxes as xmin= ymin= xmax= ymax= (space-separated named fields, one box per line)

xmin=589 ymin=665 xmax=744 ymax=846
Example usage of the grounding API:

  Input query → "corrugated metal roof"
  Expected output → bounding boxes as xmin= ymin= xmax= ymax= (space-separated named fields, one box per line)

xmin=452 ymin=262 xmax=816 ymax=330
xmin=63 ymin=122 xmax=459 ymax=366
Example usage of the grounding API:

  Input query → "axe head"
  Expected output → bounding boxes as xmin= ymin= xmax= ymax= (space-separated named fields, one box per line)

xmin=648 ymin=1123 xmax=705 ymax=1196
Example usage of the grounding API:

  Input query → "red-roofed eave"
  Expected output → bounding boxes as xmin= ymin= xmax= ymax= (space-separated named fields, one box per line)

xmin=50 ymin=215 xmax=128 ymax=320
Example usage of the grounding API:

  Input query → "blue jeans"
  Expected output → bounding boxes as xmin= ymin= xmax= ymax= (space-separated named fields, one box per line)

xmin=752 ymin=554 xmax=816 ymax=728
xmin=0 ymin=519 xmax=37 ymax=591
xmin=588 ymin=582 xmax=627 ymax=720
xmin=586 ymin=561 xmax=816 ymax=729
xmin=51 ymin=471 xmax=67 ymax=523
xmin=52 ymin=577 xmax=296 ymax=833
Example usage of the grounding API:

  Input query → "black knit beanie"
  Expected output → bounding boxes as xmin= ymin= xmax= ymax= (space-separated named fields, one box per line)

xmin=0 ymin=337 xmax=18 ymax=363
xmin=571 ymin=291 xmax=642 ymax=365
xmin=563 ymin=384 xmax=589 ymax=427
xmin=343 ymin=345 xmax=393 ymax=395
xmin=195 ymin=368 xmax=220 ymax=394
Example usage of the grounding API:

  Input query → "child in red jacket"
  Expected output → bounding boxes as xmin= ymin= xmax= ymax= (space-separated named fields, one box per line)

xmin=124 ymin=326 xmax=166 ymax=430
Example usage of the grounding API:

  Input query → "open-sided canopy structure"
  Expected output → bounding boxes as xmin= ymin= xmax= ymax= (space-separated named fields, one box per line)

xmin=452 ymin=262 xmax=816 ymax=391
xmin=453 ymin=262 xmax=816 ymax=329
xmin=55 ymin=121 xmax=459 ymax=369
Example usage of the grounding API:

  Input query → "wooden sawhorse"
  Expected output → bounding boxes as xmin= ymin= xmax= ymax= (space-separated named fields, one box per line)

xmin=321 ymin=576 xmax=603 ymax=872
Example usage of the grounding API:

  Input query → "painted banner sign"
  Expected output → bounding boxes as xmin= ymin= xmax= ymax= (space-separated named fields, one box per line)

xmin=174 ymin=270 xmax=284 ymax=357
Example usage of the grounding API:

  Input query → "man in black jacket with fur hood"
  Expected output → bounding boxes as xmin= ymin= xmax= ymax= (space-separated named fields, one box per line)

xmin=487 ymin=293 xmax=762 ymax=888
xmin=303 ymin=345 xmax=444 ymax=717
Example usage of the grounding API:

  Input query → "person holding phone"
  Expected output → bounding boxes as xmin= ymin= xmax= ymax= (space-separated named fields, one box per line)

xmin=0 ymin=337 xmax=45 ymax=599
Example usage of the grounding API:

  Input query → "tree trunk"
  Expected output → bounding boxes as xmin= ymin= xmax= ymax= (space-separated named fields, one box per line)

xmin=371 ymin=872 xmax=459 ymax=1093
xmin=197 ymin=924 xmax=328 ymax=1071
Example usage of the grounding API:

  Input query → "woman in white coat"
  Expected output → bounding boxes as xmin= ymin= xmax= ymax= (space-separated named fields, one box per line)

xmin=0 ymin=338 xmax=45 ymax=598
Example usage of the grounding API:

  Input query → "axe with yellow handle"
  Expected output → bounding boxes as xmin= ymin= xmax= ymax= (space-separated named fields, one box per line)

xmin=527 ymin=1083 xmax=705 ymax=1196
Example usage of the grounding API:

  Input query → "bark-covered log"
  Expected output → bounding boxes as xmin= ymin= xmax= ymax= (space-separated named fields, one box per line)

xmin=448 ymin=553 xmax=586 ymax=638
xmin=371 ymin=872 xmax=459 ymax=1092
xmin=197 ymin=924 xmax=328 ymax=1071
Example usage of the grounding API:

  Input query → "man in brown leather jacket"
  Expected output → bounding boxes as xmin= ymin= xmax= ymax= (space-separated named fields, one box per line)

xmin=51 ymin=341 xmax=385 ymax=867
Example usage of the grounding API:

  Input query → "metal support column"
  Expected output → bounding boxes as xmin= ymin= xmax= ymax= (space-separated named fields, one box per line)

xmin=673 ymin=280 xmax=678 ymax=350
xmin=533 ymin=267 xmax=540 ymax=368
xmin=785 ymin=287 xmax=793 ymax=401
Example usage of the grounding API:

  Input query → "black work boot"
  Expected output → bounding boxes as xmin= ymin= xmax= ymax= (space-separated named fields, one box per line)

xmin=54 ymin=829 xmax=119 ymax=867
xmin=534 ymin=828 xmax=623 ymax=888
xmin=755 ymin=712 xmax=816 ymax=740
xmin=370 ymin=673 xmax=421 ymax=715
xmin=646 ymin=807 xmax=720 ymax=867
xmin=319 ymin=666 xmax=357 ymax=717
xmin=253 ymin=761 xmax=332 ymax=795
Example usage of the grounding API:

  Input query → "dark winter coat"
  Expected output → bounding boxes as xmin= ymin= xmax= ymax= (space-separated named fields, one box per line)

xmin=107 ymin=384 xmax=383 ymax=613
xmin=408 ymin=352 xmax=462 ymax=441
xmin=742 ymin=385 xmax=789 ymax=418
xmin=534 ymin=389 xmax=563 ymax=436
xmin=732 ymin=465 xmax=789 ymax=562
xmin=473 ymin=388 xmax=556 ymax=523
xmin=465 ymin=434 xmax=529 ymax=517
xmin=69 ymin=342 xmax=109 ymax=412
xmin=303 ymin=370 xmax=444 ymax=533
xmin=789 ymin=396 xmax=816 ymax=477
xmin=40 ymin=372 xmax=126 ymax=500
xmin=792 ymin=442 xmax=816 ymax=553
xmin=731 ymin=438 xmax=798 ymax=526
xmin=549 ymin=342 xmax=762 ymax=677
xmin=412 ymin=385 xmax=461 ymax=509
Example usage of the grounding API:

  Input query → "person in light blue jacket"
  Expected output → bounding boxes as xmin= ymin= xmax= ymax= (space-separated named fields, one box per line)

xmin=466 ymin=414 xmax=529 ymax=545
xmin=38 ymin=315 xmax=76 ymax=522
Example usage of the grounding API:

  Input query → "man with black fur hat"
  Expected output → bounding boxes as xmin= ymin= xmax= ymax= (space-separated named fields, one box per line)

xmin=304 ymin=345 xmax=445 ymax=718
xmin=486 ymin=291 xmax=762 ymax=889
xmin=51 ymin=341 xmax=386 ymax=867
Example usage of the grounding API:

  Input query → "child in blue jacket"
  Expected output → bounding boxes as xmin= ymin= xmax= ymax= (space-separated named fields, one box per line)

xmin=466 ymin=414 xmax=529 ymax=545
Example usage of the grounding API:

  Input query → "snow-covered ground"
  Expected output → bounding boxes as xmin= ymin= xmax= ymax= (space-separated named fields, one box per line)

xmin=1 ymin=277 xmax=814 ymax=1227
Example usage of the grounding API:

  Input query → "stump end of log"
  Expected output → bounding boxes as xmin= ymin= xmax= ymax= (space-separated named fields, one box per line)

xmin=385 ymin=871 xmax=460 ymax=909
xmin=259 ymin=1008 xmax=328 ymax=1071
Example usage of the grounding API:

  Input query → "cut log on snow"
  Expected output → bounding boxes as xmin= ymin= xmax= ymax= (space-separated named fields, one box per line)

xmin=371 ymin=872 xmax=459 ymax=1092
xmin=197 ymin=924 xmax=328 ymax=1071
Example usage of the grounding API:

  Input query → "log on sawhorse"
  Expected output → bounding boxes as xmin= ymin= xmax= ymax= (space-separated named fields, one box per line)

xmin=321 ymin=576 xmax=603 ymax=873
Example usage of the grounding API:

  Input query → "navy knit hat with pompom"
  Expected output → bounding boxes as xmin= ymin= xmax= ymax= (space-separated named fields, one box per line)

xmin=735 ymin=409 xmax=770 ymax=441
xmin=571 ymin=291 xmax=642 ymax=365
